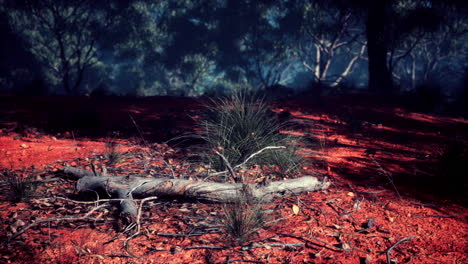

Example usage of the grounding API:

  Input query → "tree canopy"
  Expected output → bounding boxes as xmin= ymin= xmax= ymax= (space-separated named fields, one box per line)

xmin=0 ymin=0 xmax=466 ymax=97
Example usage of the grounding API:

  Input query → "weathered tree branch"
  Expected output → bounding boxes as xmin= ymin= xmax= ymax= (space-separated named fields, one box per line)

xmin=64 ymin=166 xmax=330 ymax=219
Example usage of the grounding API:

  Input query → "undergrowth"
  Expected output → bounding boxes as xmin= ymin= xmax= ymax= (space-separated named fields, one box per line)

xmin=0 ymin=168 xmax=38 ymax=202
xmin=104 ymin=139 xmax=122 ymax=166
xmin=197 ymin=91 xmax=302 ymax=180
xmin=222 ymin=187 xmax=267 ymax=245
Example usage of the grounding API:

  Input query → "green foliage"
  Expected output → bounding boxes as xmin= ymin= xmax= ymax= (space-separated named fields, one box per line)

xmin=222 ymin=189 xmax=266 ymax=245
xmin=5 ymin=0 xmax=103 ymax=94
xmin=197 ymin=91 xmax=301 ymax=177
xmin=1 ymin=169 xmax=38 ymax=202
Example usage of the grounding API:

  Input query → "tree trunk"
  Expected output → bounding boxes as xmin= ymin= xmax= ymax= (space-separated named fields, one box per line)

xmin=64 ymin=167 xmax=330 ymax=219
xmin=366 ymin=0 xmax=392 ymax=94
xmin=331 ymin=44 xmax=366 ymax=87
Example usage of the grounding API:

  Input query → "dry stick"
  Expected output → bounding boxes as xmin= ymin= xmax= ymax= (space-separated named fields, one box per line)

xmin=128 ymin=113 xmax=148 ymax=146
xmin=186 ymin=246 xmax=225 ymax=250
xmin=371 ymin=157 xmax=402 ymax=200
xmin=39 ymin=196 xmax=150 ymax=205
xmin=124 ymin=196 xmax=159 ymax=258
xmin=213 ymin=149 xmax=238 ymax=182
xmin=278 ymin=233 xmax=351 ymax=252
xmin=207 ymin=146 xmax=286 ymax=180
xmin=386 ymin=236 xmax=417 ymax=264
xmin=241 ymin=243 xmax=305 ymax=251
xmin=5 ymin=203 xmax=109 ymax=245
xmin=239 ymin=146 xmax=286 ymax=169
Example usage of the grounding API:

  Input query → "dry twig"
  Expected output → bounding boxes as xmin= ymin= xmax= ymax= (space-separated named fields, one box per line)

xmin=5 ymin=203 xmax=110 ymax=245
xmin=386 ymin=236 xmax=416 ymax=264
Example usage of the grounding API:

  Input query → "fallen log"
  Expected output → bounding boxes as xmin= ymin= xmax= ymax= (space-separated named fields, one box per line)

xmin=64 ymin=166 xmax=330 ymax=219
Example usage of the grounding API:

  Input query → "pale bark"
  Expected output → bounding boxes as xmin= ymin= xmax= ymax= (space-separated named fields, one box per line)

xmin=64 ymin=166 xmax=330 ymax=219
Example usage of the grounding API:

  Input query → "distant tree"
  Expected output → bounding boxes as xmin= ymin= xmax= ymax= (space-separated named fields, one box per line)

xmin=390 ymin=2 xmax=468 ymax=92
xmin=239 ymin=1 xmax=298 ymax=89
xmin=294 ymin=0 xmax=367 ymax=89
xmin=3 ymin=0 xmax=112 ymax=95
xmin=365 ymin=0 xmax=393 ymax=93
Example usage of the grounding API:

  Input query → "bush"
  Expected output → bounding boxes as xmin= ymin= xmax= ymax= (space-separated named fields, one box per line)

xmin=104 ymin=136 xmax=122 ymax=166
xmin=197 ymin=91 xmax=302 ymax=179
xmin=222 ymin=188 xmax=267 ymax=245
xmin=257 ymin=144 xmax=303 ymax=179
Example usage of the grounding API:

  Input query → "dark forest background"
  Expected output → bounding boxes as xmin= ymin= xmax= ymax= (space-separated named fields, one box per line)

xmin=0 ymin=0 xmax=466 ymax=106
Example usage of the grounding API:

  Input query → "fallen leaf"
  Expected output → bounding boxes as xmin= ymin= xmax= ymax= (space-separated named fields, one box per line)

xmin=292 ymin=204 xmax=300 ymax=215
xmin=341 ymin=243 xmax=351 ymax=250
xmin=332 ymin=224 xmax=342 ymax=230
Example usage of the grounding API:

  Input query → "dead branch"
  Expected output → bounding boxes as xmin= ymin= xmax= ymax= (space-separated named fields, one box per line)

xmin=64 ymin=166 xmax=329 ymax=219
xmin=205 ymin=146 xmax=287 ymax=179
xmin=5 ymin=203 xmax=110 ymax=245
xmin=241 ymin=242 xmax=305 ymax=251
xmin=238 ymin=146 xmax=286 ymax=169
xmin=124 ymin=196 xmax=159 ymax=257
xmin=213 ymin=149 xmax=238 ymax=182
xmin=386 ymin=236 xmax=416 ymax=264
xmin=278 ymin=233 xmax=351 ymax=252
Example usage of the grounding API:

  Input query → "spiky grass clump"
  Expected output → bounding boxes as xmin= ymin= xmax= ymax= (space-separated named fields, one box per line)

xmin=198 ymin=91 xmax=302 ymax=178
xmin=104 ymin=140 xmax=122 ymax=166
xmin=222 ymin=190 xmax=266 ymax=245
xmin=1 ymin=169 xmax=38 ymax=202
xmin=258 ymin=144 xmax=303 ymax=179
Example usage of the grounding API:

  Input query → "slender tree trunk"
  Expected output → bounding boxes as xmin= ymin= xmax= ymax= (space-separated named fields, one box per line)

xmin=411 ymin=55 xmax=416 ymax=90
xmin=366 ymin=0 xmax=392 ymax=94
xmin=314 ymin=44 xmax=321 ymax=81
xmin=330 ymin=44 xmax=366 ymax=88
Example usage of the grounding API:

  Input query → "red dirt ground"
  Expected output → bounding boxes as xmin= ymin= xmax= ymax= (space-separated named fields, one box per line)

xmin=0 ymin=95 xmax=466 ymax=264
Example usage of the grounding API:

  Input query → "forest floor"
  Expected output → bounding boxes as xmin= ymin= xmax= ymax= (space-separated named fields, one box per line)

xmin=0 ymin=94 xmax=466 ymax=264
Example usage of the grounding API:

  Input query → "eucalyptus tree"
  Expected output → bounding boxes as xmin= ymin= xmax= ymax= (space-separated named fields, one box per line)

xmin=291 ymin=0 xmax=367 ymax=90
xmin=389 ymin=1 xmax=468 ymax=91
xmin=3 ymin=0 xmax=113 ymax=95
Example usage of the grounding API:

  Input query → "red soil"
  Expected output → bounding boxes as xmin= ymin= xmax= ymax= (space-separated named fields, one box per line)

xmin=0 ymin=95 xmax=466 ymax=264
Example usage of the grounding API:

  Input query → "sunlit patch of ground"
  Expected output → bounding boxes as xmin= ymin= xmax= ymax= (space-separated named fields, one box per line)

xmin=0 ymin=95 xmax=466 ymax=263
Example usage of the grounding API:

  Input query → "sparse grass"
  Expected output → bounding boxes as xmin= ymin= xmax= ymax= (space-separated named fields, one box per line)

xmin=104 ymin=134 xmax=122 ymax=166
xmin=197 ymin=91 xmax=302 ymax=180
xmin=222 ymin=188 xmax=267 ymax=245
xmin=257 ymin=144 xmax=303 ymax=179
xmin=1 ymin=169 xmax=38 ymax=202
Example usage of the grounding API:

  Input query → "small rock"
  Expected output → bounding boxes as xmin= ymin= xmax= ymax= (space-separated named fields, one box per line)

xmin=20 ymin=144 xmax=29 ymax=149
